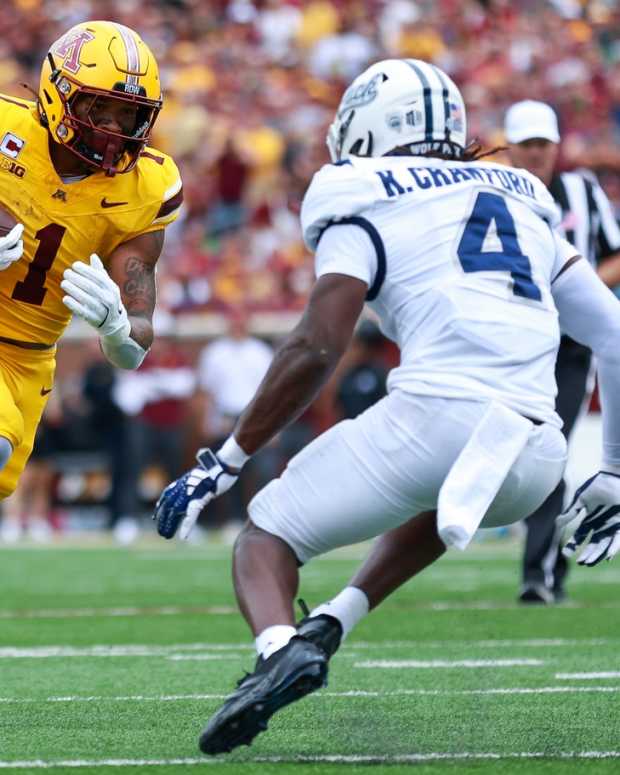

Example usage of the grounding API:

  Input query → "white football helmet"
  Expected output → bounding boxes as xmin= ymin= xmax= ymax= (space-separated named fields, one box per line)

xmin=327 ymin=59 xmax=467 ymax=162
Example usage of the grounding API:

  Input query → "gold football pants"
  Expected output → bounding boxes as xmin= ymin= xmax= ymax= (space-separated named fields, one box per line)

xmin=0 ymin=341 xmax=55 ymax=498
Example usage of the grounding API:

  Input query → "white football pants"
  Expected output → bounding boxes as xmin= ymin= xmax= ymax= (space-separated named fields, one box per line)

xmin=248 ymin=391 xmax=567 ymax=563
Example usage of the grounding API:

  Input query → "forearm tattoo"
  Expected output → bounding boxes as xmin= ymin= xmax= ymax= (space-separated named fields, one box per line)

xmin=122 ymin=256 xmax=156 ymax=317
xmin=121 ymin=257 xmax=155 ymax=350
xmin=115 ymin=230 xmax=163 ymax=351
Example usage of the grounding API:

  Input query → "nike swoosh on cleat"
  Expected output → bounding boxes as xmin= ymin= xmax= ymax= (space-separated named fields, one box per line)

xmin=40 ymin=387 xmax=52 ymax=396
xmin=101 ymin=198 xmax=129 ymax=208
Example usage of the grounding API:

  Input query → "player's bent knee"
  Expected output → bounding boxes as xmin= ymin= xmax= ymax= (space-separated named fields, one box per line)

xmin=235 ymin=518 xmax=303 ymax=564
xmin=235 ymin=518 xmax=271 ymax=540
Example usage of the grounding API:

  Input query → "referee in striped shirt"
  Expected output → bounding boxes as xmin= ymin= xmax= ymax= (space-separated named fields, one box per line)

xmin=504 ymin=100 xmax=620 ymax=604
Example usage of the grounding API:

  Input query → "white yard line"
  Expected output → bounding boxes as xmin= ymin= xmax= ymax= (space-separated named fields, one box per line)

xmin=322 ymin=687 xmax=620 ymax=696
xmin=318 ymin=638 xmax=615 ymax=651
xmin=2 ymin=686 xmax=618 ymax=705
xmin=0 ymin=646 xmax=248 ymax=659
xmin=0 ymin=752 xmax=619 ymax=768
xmin=3 ymin=601 xmax=620 ymax=619
xmin=0 ymin=651 xmax=545 ymax=665
xmin=167 ymin=655 xmax=247 ymax=661
xmin=0 ymin=606 xmax=235 ymax=620
xmin=0 ymin=638 xmax=615 ymax=659
xmin=556 ymin=672 xmax=620 ymax=680
xmin=354 ymin=659 xmax=545 ymax=668
xmin=428 ymin=601 xmax=620 ymax=610
xmin=0 ymin=694 xmax=228 ymax=704
xmin=384 ymin=638 xmax=615 ymax=648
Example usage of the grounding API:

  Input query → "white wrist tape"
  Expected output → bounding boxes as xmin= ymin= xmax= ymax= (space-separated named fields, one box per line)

xmin=100 ymin=320 xmax=148 ymax=370
xmin=553 ymin=260 xmax=620 ymax=480
xmin=218 ymin=435 xmax=251 ymax=470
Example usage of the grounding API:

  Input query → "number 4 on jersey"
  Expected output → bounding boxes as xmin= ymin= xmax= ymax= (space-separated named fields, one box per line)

xmin=457 ymin=191 xmax=542 ymax=301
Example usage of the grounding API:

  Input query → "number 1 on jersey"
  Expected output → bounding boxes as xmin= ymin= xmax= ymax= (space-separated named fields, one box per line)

xmin=457 ymin=191 xmax=541 ymax=301
xmin=12 ymin=223 xmax=66 ymax=306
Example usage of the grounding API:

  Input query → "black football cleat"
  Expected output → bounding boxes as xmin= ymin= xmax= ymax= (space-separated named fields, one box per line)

xmin=518 ymin=583 xmax=555 ymax=605
xmin=296 ymin=598 xmax=343 ymax=659
xmin=199 ymin=635 xmax=327 ymax=755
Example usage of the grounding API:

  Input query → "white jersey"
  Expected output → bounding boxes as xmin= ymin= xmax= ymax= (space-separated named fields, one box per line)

xmin=301 ymin=155 xmax=578 ymax=427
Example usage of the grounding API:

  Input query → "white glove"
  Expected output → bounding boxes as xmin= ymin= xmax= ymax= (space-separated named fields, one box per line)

xmin=61 ymin=253 xmax=130 ymax=338
xmin=558 ymin=471 xmax=620 ymax=566
xmin=0 ymin=223 xmax=24 ymax=271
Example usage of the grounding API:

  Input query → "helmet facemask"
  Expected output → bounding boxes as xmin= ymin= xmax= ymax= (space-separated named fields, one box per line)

xmin=327 ymin=109 xmax=356 ymax=163
xmin=44 ymin=52 xmax=161 ymax=175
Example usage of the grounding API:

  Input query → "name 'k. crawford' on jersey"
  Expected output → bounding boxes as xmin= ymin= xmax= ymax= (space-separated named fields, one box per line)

xmin=301 ymin=155 xmax=576 ymax=427
xmin=0 ymin=94 xmax=183 ymax=345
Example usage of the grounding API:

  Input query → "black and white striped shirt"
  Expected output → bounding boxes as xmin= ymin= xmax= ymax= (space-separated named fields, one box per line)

xmin=549 ymin=171 xmax=620 ymax=267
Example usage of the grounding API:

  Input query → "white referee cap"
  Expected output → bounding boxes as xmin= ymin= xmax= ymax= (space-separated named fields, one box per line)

xmin=504 ymin=100 xmax=560 ymax=144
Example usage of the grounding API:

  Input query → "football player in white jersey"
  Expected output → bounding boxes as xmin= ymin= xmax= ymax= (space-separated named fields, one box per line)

xmin=154 ymin=59 xmax=620 ymax=755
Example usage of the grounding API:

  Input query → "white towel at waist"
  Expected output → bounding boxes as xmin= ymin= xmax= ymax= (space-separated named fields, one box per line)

xmin=437 ymin=401 xmax=534 ymax=550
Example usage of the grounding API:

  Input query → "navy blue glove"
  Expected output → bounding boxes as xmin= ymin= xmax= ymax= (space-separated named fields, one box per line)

xmin=559 ymin=471 xmax=620 ymax=566
xmin=154 ymin=448 xmax=238 ymax=540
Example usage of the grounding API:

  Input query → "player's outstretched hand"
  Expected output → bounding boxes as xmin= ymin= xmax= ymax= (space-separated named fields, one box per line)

xmin=154 ymin=448 xmax=239 ymax=540
xmin=558 ymin=471 xmax=620 ymax=566
xmin=61 ymin=253 xmax=129 ymax=338
xmin=0 ymin=224 xmax=24 ymax=270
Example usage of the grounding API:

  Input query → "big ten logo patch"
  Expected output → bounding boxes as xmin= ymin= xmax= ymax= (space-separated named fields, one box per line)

xmin=0 ymin=157 xmax=26 ymax=179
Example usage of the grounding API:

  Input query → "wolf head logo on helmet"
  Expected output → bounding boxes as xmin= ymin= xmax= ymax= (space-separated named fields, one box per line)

xmin=327 ymin=59 xmax=467 ymax=163
xmin=38 ymin=20 xmax=162 ymax=175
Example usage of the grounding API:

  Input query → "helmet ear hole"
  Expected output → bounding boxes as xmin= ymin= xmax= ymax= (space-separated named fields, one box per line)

xmin=348 ymin=138 xmax=364 ymax=156
xmin=348 ymin=132 xmax=374 ymax=158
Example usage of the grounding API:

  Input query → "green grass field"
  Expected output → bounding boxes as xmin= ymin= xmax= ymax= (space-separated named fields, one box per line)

xmin=0 ymin=537 xmax=619 ymax=774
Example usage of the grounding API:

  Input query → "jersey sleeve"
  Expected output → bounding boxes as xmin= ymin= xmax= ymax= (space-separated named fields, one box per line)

xmin=551 ymin=258 xmax=620 ymax=467
xmin=300 ymin=161 xmax=384 ymax=251
xmin=314 ymin=222 xmax=377 ymax=288
xmin=551 ymin=231 xmax=580 ymax=281
xmin=135 ymin=152 xmax=183 ymax=236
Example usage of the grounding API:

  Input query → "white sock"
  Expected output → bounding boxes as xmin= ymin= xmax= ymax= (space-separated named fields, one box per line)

xmin=255 ymin=625 xmax=297 ymax=660
xmin=310 ymin=586 xmax=369 ymax=640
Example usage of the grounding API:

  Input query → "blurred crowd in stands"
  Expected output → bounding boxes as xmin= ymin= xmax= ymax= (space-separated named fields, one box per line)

xmin=1 ymin=0 xmax=619 ymax=540
xmin=2 ymin=0 xmax=620 ymax=317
